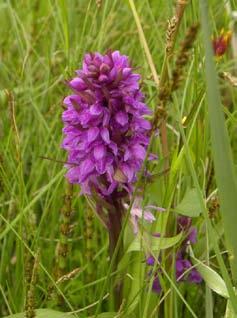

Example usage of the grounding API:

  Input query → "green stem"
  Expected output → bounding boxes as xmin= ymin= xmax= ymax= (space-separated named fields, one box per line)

xmin=107 ymin=199 xmax=123 ymax=310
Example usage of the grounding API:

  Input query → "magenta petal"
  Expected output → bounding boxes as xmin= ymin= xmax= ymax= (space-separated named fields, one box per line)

xmin=108 ymin=142 xmax=118 ymax=155
xmin=189 ymin=269 xmax=202 ymax=283
xmin=100 ymin=63 xmax=110 ymax=73
xmin=149 ymin=153 xmax=158 ymax=161
xmin=120 ymin=163 xmax=134 ymax=182
xmin=66 ymin=167 xmax=81 ymax=183
xmin=69 ymin=78 xmax=87 ymax=91
xmin=103 ymin=109 xmax=110 ymax=126
xmin=101 ymin=127 xmax=110 ymax=144
xmin=111 ymin=50 xmax=121 ymax=64
xmin=90 ymin=104 xmax=102 ymax=115
xmin=63 ymin=95 xmax=81 ymax=108
xmin=122 ymin=67 xmax=131 ymax=78
xmin=176 ymin=259 xmax=184 ymax=272
xmin=98 ymin=74 xmax=108 ymax=82
xmin=147 ymin=256 xmax=155 ymax=266
xmin=188 ymin=227 xmax=197 ymax=244
xmin=137 ymin=118 xmax=151 ymax=130
xmin=78 ymin=159 xmax=94 ymax=182
xmin=106 ymin=165 xmax=114 ymax=182
xmin=95 ymin=158 xmax=106 ymax=174
xmin=115 ymin=111 xmax=128 ymax=126
xmin=109 ymin=67 xmax=117 ymax=81
xmin=144 ymin=210 xmax=155 ymax=223
xmin=87 ymin=127 xmax=100 ymax=142
xmin=124 ymin=148 xmax=131 ymax=161
xmin=132 ymin=144 xmax=146 ymax=160
xmin=102 ymin=181 xmax=117 ymax=196
xmin=93 ymin=145 xmax=106 ymax=160
xmin=152 ymin=277 xmax=162 ymax=293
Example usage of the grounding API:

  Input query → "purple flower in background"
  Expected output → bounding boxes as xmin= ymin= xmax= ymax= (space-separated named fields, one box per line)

xmin=188 ymin=267 xmax=203 ymax=283
xmin=152 ymin=275 xmax=162 ymax=293
xmin=146 ymin=256 xmax=162 ymax=293
xmin=146 ymin=216 xmax=202 ymax=294
xmin=177 ymin=216 xmax=197 ymax=245
xmin=176 ymin=254 xmax=202 ymax=283
xmin=177 ymin=216 xmax=192 ymax=231
xmin=174 ymin=217 xmax=202 ymax=284
xmin=62 ymin=51 xmax=151 ymax=197
xmin=147 ymin=255 xmax=155 ymax=266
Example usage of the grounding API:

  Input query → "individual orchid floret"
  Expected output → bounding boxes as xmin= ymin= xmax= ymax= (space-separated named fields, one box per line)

xmin=177 ymin=216 xmax=197 ymax=245
xmin=62 ymin=51 xmax=151 ymax=198
xmin=124 ymin=197 xmax=165 ymax=234
xmin=176 ymin=253 xmax=202 ymax=283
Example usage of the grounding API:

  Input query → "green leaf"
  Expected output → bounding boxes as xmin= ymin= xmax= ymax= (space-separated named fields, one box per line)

xmin=143 ymin=79 xmax=157 ymax=87
xmin=200 ymin=0 xmax=237 ymax=282
xmin=127 ymin=231 xmax=183 ymax=253
xmin=4 ymin=310 xmax=118 ymax=318
xmin=192 ymin=257 xmax=229 ymax=298
xmin=175 ymin=188 xmax=202 ymax=217
xmin=4 ymin=309 xmax=77 ymax=318
xmin=5 ymin=309 xmax=118 ymax=318
xmin=199 ymin=0 xmax=237 ymax=313
xmin=225 ymin=298 xmax=237 ymax=318
xmin=89 ymin=313 xmax=117 ymax=318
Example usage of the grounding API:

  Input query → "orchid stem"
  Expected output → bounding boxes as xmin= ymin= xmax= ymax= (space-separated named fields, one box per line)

xmin=107 ymin=199 xmax=123 ymax=310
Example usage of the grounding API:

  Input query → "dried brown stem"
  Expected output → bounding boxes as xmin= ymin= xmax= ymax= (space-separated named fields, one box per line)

xmin=56 ymin=182 xmax=73 ymax=279
xmin=5 ymin=90 xmax=21 ymax=161
xmin=153 ymin=0 xmax=188 ymax=171
xmin=25 ymin=252 xmax=39 ymax=318
xmin=171 ymin=23 xmax=199 ymax=92
xmin=85 ymin=207 xmax=94 ymax=281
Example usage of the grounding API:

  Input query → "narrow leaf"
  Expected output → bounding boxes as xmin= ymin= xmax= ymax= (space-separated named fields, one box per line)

xmin=127 ymin=231 xmax=183 ymax=252
xmin=225 ymin=298 xmax=237 ymax=318
xmin=89 ymin=313 xmax=117 ymax=318
xmin=4 ymin=309 xmax=76 ymax=318
xmin=192 ymin=257 xmax=229 ymax=298
xmin=175 ymin=188 xmax=202 ymax=217
xmin=200 ymin=0 xmax=237 ymax=282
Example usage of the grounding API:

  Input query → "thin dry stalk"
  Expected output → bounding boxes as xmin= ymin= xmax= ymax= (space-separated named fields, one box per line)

xmin=56 ymin=182 xmax=73 ymax=279
xmin=85 ymin=207 xmax=94 ymax=281
xmin=25 ymin=252 xmax=39 ymax=318
xmin=5 ymin=90 xmax=21 ymax=161
xmin=128 ymin=0 xmax=160 ymax=87
xmin=220 ymin=71 xmax=237 ymax=87
xmin=153 ymin=0 xmax=188 ymax=171
xmin=96 ymin=0 xmax=102 ymax=8
xmin=171 ymin=23 xmax=199 ymax=91
xmin=153 ymin=22 xmax=199 ymax=129
xmin=56 ymin=268 xmax=81 ymax=285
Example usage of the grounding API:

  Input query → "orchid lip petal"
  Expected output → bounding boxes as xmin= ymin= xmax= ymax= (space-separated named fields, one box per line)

xmin=87 ymin=127 xmax=100 ymax=142
xmin=93 ymin=145 xmax=106 ymax=160
xmin=115 ymin=111 xmax=128 ymax=126
xmin=101 ymin=127 xmax=110 ymax=144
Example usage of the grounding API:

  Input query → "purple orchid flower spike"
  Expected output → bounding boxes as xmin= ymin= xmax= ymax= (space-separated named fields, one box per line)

xmin=62 ymin=51 xmax=151 ymax=198
xmin=62 ymin=52 xmax=153 ymax=308
xmin=62 ymin=51 xmax=153 ymax=308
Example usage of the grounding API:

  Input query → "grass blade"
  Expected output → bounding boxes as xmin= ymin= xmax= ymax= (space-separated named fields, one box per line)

xmin=199 ymin=0 xmax=237 ymax=282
